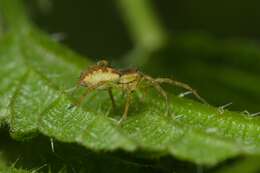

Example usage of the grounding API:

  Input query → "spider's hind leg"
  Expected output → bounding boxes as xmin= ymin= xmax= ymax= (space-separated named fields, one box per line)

xmin=142 ymin=75 xmax=170 ymax=116
xmin=154 ymin=78 xmax=207 ymax=104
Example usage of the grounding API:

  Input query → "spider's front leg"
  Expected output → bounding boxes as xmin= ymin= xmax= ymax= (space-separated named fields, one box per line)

xmin=70 ymin=82 xmax=106 ymax=108
xmin=118 ymin=91 xmax=132 ymax=124
xmin=154 ymin=78 xmax=207 ymax=104
xmin=108 ymin=88 xmax=116 ymax=111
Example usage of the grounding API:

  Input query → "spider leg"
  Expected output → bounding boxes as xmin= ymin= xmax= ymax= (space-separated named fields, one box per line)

xmin=73 ymin=86 xmax=97 ymax=107
xmin=70 ymin=82 xmax=105 ymax=108
xmin=142 ymin=75 xmax=169 ymax=116
xmin=108 ymin=88 xmax=116 ymax=110
xmin=154 ymin=78 xmax=207 ymax=104
xmin=135 ymin=87 xmax=145 ymax=103
xmin=118 ymin=91 xmax=132 ymax=124
xmin=68 ymin=81 xmax=81 ymax=97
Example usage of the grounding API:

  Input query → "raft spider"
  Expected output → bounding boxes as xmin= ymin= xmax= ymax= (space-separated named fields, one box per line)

xmin=72 ymin=60 xmax=207 ymax=123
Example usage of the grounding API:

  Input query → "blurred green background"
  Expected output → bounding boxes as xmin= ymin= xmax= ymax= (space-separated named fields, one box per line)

xmin=27 ymin=0 xmax=260 ymax=57
xmin=25 ymin=0 xmax=260 ymax=113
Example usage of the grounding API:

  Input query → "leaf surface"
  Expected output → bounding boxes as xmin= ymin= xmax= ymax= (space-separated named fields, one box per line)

xmin=0 ymin=29 xmax=259 ymax=166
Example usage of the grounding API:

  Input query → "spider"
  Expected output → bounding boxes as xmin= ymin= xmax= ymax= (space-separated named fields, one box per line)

xmin=72 ymin=60 xmax=207 ymax=123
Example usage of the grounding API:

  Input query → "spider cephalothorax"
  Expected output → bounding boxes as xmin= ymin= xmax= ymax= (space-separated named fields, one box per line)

xmin=73 ymin=60 xmax=207 ymax=123
xmin=118 ymin=69 xmax=142 ymax=92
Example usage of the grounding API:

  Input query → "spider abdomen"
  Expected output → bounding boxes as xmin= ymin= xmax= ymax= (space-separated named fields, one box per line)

xmin=80 ymin=67 xmax=120 ymax=88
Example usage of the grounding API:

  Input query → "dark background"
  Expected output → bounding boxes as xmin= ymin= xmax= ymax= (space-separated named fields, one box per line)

xmin=27 ymin=0 xmax=260 ymax=58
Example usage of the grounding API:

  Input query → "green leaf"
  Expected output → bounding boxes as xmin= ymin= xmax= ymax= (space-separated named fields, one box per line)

xmin=0 ymin=167 xmax=32 ymax=173
xmin=1 ymin=0 xmax=260 ymax=167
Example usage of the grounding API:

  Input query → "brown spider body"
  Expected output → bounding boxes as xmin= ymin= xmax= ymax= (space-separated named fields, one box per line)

xmin=73 ymin=60 xmax=207 ymax=124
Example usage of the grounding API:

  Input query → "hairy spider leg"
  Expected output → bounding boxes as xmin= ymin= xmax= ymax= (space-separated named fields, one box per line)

xmin=134 ymin=87 xmax=146 ymax=103
xmin=68 ymin=81 xmax=86 ymax=109
xmin=68 ymin=79 xmax=82 ymax=98
xmin=134 ymin=77 xmax=152 ymax=103
xmin=73 ymin=84 xmax=101 ymax=107
xmin=108 ymin=88 xmax=116 ymax=110
xmin=72 ymin=81 xmax=117 ymax=108
xmin=142 ymin=75 xmax=169 ymax=116
xmin=154 ymin=78 xmax=207 ymax=104
xmin=119 ymin=91 xmax=132 ymax=124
